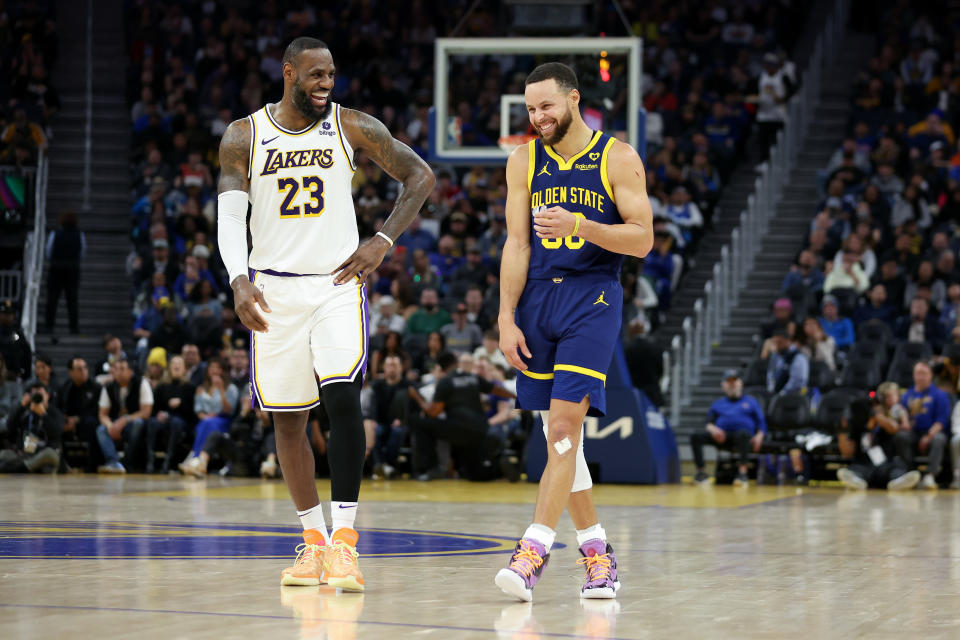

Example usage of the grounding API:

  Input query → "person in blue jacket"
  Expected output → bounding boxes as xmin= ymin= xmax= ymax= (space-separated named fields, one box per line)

xmin=898 ymin=360 xmax=950 ymax=489
xmin=818 ymin=294 xmax=855 ymax=350
xmin=693 ymin=369 xmax=767 ymax=487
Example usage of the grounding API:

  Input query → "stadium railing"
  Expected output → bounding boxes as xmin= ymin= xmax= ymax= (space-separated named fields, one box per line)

xmin=20 ymin=150 xmax=49 ymax=350
xmin=668 ymin=0 xmax=850 ymax=430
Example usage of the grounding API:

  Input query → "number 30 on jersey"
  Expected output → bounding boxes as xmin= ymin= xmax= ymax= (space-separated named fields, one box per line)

xmin=537 ymin=208 xmax=586 ymax=250
xmin=277 ymin=176 xmax=325 ymax=218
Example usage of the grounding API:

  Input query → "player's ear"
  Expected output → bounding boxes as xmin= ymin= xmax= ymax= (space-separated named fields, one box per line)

xmin=568 ymin=89 xmax=581 ymax=107
xmin=281 ymin=61 xmax=297 ymax=84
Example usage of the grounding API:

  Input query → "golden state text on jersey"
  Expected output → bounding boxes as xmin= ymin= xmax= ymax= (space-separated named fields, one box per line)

xmin=526 ymin=130 xmax=623 ymax=280
xmin=245 ymin=103 xmax=359 ymax=275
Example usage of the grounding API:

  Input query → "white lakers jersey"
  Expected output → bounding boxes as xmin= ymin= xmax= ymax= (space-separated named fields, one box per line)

xmin=246 ymin=103 xmax=358 ymax=275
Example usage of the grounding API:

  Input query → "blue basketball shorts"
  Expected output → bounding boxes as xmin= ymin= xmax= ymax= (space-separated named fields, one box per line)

xmin=514 ymin=275 xmax=622 ymax=417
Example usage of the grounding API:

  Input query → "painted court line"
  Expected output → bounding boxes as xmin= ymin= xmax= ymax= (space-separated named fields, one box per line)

xmin=0 ymin=603 xmax=636 ymax=640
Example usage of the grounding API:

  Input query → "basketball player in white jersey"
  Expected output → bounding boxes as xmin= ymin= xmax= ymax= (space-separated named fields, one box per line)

xmin=217 ymin=37 xmax=434 ymax=591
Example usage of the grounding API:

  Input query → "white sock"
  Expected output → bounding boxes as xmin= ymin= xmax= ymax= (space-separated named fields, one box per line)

xmin=522 ymin=524 xmax=556 ymax=552
xmin=297 ymin=505 xmax=329 ymax=541
xmin=576 ymin=523 xmax=607 ymax=547
xmin=330 ymin=501 xmax=358 ymax=537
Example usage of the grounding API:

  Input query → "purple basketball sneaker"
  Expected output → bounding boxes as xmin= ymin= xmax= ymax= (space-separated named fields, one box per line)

xmin=495 ymin=538 xmax=550 ymax=602
xmin=577 ymin=539 xmax=620 ymax=599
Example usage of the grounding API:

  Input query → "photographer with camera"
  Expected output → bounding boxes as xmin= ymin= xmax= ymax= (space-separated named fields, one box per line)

xmin=836 ymin=383 xmax=921 ymax=491
xmin=0 ymin=382 xmax=64 ymax=473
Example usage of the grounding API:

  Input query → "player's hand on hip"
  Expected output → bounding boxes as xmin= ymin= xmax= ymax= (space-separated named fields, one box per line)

xmin=499 ymin=321 xmax=532 ymax=371
xmin=533 ymin=206 xmax=578 ymax=239
xmin=334 ymin=237 xmax=389 ymax=285
xmin=232 ymin=276 xmax=271 ymax=333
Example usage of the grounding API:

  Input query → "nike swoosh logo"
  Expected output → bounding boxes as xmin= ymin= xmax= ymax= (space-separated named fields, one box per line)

xmin=338 ymin=504 xmax=357 ymax=509
xmin=261 ymin=136 xmax=279 ymax=145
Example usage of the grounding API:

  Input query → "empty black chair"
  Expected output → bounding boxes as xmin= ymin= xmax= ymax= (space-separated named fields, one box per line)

xmin=766 ymin=392 xmax=812 ymax=447
xmin=742 ymin=386 xmax=772 ymax=414
xmin=886 ymin=341 xmax=934 ymax=387
xmin=849 ymin=339 xmax=889 ymax=373
xmin=808 ymin=360 xmax=836 ymax=391
xmin=858 ymin=319 xmax=893 ymax=347
xmin=839 ymin=357 xmax=881 ymax=390
xmin=743 ymin=357 xmax=768 ymax=387
xmin=784 ymin=283 xmax=814 ymax=321
xmin=403 ymin=333 xmax=428 ymax=364
xmin=815 ymin=387 xmax=863 ymax=432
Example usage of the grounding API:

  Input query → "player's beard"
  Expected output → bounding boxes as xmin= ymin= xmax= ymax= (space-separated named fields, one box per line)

xmin=291 ymin=80 xmax=332 ymax=121
xmin=538 ymin=106 xmax=573 ymax=146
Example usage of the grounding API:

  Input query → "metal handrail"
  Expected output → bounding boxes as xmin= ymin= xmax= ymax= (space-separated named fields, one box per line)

xmin=666 ymin=0 xmax=850 ymax=433
xmin=20 ymin=151 xmax=48 ymax=349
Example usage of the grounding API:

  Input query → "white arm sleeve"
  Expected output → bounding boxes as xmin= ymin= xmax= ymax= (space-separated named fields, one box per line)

xmin=217 ymin=190 xmax=249 ymax=285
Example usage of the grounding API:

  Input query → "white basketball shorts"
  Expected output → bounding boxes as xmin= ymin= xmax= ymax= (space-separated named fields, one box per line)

xmin=249 ymin=269 xmax=368 ymax=412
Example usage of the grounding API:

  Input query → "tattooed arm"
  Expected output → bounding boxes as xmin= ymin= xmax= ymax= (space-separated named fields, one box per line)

xmin=217 ymin=119 xmax=272 ymax=332
xmin=337 ymin=108 xmax=436 ymax=284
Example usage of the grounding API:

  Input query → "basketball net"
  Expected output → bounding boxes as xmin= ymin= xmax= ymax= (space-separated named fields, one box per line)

xmin=497 ymin=133 xmax=537 ymax=153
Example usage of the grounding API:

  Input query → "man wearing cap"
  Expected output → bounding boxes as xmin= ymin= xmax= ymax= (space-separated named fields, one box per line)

xmin=440 ymin=302 xmax=483 ymax=355
xmin=818 ymin=295 xmax=856 ymax=351
xmin=692 ymin=369 xmax=767 ymax=486
xmin=767 ymin=328 xmax=809 ymax=396
xmin=0 ymin=299 xmax=31 ymax=381
xmin=136 ymin=238 xmax=181 ymax=292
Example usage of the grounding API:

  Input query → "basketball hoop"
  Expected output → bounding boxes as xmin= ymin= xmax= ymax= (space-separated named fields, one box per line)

xmin=498 ymin=134 xmax=537 ymax=153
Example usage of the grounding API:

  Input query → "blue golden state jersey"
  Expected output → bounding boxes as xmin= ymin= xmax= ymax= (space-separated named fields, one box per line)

xmin=526 ymin=130 xmax=623 ymax=280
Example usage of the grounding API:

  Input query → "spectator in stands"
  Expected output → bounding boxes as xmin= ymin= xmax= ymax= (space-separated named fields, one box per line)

xmin=179 ymin=359 xmax=238 ymax=477
xmin=409 ymin=250 xmax=442 ymax=299
xmin=95 ymin=357 xmax=153 ymax=474
xmin=27 ymin=353 xmax=55 ymax=400
xmin=0 ymin=382 xmax=62 ymax=473
xmin=196 ymin=398 xmax=276 ymax=479
xmin=134 ymin=287 xmax=170 ymax=362
xmin=781 ymin=250 xmax=824 ymax=296
xmin=624 ymin=317 xmax=665 ymax=406
xmin=136 ymin=239 xmax=180 ymax=293
xmin=897 ymin=361 xmax=950 ymax=489
xmin=0 ymin=108 xmax=47 ymax=163
xmin=824 ymin=246 xmax=869 ymax=296
xmin=940 ymin=283 xmax=960 ymax=335
xmin=0 ymin=356 xmax=23 ymax=436
xmin=0 ymin=299 xmax=31 ymax=380
xmin=463 ymin=286 xmax=493 ymax=332
xmin=753 ymin=53 xmax=792 ymax=152
xmin=818 ymin=295 xmax=855 ymax=352
xmin=369 ymin=331 xmax=410 ymax=380
xmin=836 ymin=391 xmax=921 ymax=491
xmin=44 ymin=211 xmax=85 ymax=335
xmin=904 ymin=260 xmax=946 ymax=312
xmin=644 ymin=230 xmax=677 ymax=311
xmin=760 ymin=298 xmax=795 ymax=341
xmin=871 ymin=257 xmax=908 ymax=314
xmin=58 ymin=357 xmax=100 ymax=472
xmin=692 ymin=370 xmax=766 ymax=487
xmin=95 ymin=334 xmax=126 ymax=383
xmin=148 ymin=303 xmax=187 ymax=356
xmin=366 ymin=355 xmax=411 ymax=479
xmin=663 ymin=186 xmax=703 ymax=247
xmin=181 ymin=343 xmax=205 ymax=387
xmin=371 ymin=296 xmax=406 ymax=335
xmin=145 ymin=347 xmax=166 ymax=389
xmin=147 ymin=354 xmax=194 ymax=474
xmin=871 ymin=163 xmax=905 ymax=201
xmin=891 ymin=184 xmax=933 ymax=229
xmin=895 ymin=297 xmax=946 ymax=354
xmin=767 ymin=328 xmax=809 ymax=396
xmin=854 ymin=284 xmax=897 ymax=330
xmin=473 ymin=329 xmax=509 ymax=374
xmin=406 ymin=288 xmax=451 ymax=336
xmin=798 ymin=316 xmax=837 ymax=372
xmin=441 ymin=302 xmax=482 ymax=355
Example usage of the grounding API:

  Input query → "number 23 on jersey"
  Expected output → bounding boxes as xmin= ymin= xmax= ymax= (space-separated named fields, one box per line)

xmin=277 ymin=175 xmax=325 ymax=218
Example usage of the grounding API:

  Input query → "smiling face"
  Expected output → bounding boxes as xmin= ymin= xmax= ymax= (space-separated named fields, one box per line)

xmin=284 ymin=47 xmax=335 ymax=121
xmin=525 ymin=78 xmax=576 ymax=146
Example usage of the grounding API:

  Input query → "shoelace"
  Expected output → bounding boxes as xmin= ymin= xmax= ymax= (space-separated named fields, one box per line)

xmin=577 ymin=552 xmax=612 ymax=583
xmin=293 ymin=543 xmax=324 ymax=567
xmin=508 ymin=541 xmax=545 ymax=577
xmin=330 ymin=540 xmax=359 ymax=566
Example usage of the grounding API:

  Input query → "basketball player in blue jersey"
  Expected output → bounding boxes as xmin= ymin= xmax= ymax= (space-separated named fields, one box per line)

xmin=217 ymin=37 xmax=434 ymax=591
xmin=495 ymin=63 xmax=653 ymax=602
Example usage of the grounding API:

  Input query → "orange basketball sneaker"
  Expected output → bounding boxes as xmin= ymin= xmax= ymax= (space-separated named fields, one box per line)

xmin=323 ymin=528 xmax=365 ymax=592
xmin=281 ymin=529 xmax=328 ymax=586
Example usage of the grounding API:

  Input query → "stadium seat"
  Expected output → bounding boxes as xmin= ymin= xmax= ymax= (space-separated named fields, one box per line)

xmin=849 ymin=339 xmax=889 ymax=373
xmin=815 ymin=387 xmax=865 ymax=432
xmin=885 ymin=342 xmax=933 ymax=387
xmin=857 ymin=319 xmax=893 ymax=347
xmin=839 ymin=357 xmax=881 ymax=390
xmin=743 ymin=356 xmax=768 ymax=387
xmin=829 ymin=287 xmax=859 ymax=318
xmin=765 ymin=392 xmax=812 ymax=451
xmin=808 ymin=360 xmax=836 ymax=391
